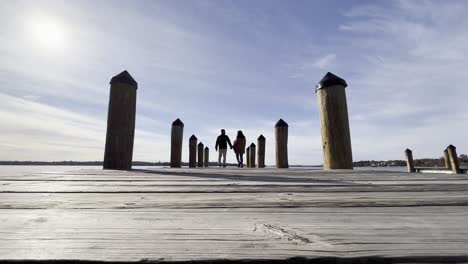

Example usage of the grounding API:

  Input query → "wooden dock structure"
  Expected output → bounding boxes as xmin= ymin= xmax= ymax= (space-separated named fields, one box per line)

xmin=415 ymin=167 xmax=468 ymax=174
xmin=1 ymin=167 xmax=468 ymax=263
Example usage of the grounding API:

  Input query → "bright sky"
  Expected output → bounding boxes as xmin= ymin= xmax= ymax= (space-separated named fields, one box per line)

xmin=0 ymin=0 xmax=467 ymax=165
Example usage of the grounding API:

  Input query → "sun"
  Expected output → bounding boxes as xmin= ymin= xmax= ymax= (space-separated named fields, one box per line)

xmin=30 ymin=16 xmax=66 ymax=51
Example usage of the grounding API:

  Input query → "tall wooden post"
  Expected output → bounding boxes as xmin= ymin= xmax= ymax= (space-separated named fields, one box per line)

xmin=249 ymin=143 xmax=256 ymax=168
xmin=170 ymin=119 xmax=184 ymax=168
xmin=405 ymin=149 xmax=415 ymax=173
xmin=316 ymin=72 xmax=353 ymax=170
xmin=198 ymin=142 xmax=204 ymax=167
xmin=275 ymin=119 xmax=289 ymax=168
xmin=447 ymin=145 xmax=461 ymax=174
xmin=204 ymin=147 xmax=209 ymax=167
xmin=103 ymin=70 xmax=137 ymax=170
xmin=189 ymin=135 xmax=197 ymax=168
xmin=257 ymin=135 xmax=266 ymax=168
xmin=443 ymin=148 xmax=451 ymax=169
xmin=246 ymin=146 xmax=251 ymax=168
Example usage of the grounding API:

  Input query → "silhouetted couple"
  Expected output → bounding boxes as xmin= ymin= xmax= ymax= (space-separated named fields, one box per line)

xmin=215 ymin=129 xmax=246 ymax=168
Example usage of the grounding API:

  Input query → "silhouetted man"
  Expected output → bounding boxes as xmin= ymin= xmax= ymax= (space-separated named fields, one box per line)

xmin=215 ymin=129 xmax=233 ymax=168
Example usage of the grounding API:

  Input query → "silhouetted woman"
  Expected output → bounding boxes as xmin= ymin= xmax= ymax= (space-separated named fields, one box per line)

xmin=233 ymin=130 xmax=246 ymax=167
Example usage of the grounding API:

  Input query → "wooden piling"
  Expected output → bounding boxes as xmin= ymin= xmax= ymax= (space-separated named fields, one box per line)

xmin=316 ymin=72 xmax=353 ymax=170
xmin=204 ymin=147 xmax=209 ymax=167
xmin=257 ymin=135 xmax=266 ymax=168
xmin=198 ymin=142 xmax=204 ymax=167
xmin=447 ymin=145 xmax=461 ymax=174
xmin=249 ymin=143 xmax=256 ymax=168
xmin=443 ymin=148 xmax=451 ymax=170
xmin=103 ymin=70 xmax=137 ymax=170
xmin=405 ymin=149 xmax=415 ymax=173
xmin=246 ymin=146 xmax=251 ymax=168
xmin=170 ymin=119 xmax=184 ymax=168
xmin=189 ymin=135 xmax=197 ymax=168
xmin=275 ymin=119 xmax=289 ymax=168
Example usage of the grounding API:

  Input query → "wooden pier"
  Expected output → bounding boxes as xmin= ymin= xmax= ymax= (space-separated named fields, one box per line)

xmin=415 ymin=167 xmax=468 ymax=174
xmin=1 ymin=167 xmax=468 ymax=263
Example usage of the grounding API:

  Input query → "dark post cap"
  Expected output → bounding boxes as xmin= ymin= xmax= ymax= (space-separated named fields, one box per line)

xmin=258 ymin=135 xmax=266 ymax=140
xmin=198 ymin=142 xmax=204 ymax=146
xmin=205 ymin=146 xmax=209 ymax=150
xmin=447 ymin=144 xmax=456 ymax=150
xmin=275 ymin=119 xmax=289 ymax=128
xmin=247 ymin=146 xmax=250 ymax=149
xmin=315 ymin=72 xmax=347 ymax=92
xmin=190 ymin=135 xmax=197 ymax=140
xmin=110 ymin=70 xmax=138 ymax=88
xmin=405 ymin=148 xmax=412 ymax=153
xmin=172 ymin=118 xmax=184 ymax=127
xmin=250 ymin=143 xmax=256 ymax=147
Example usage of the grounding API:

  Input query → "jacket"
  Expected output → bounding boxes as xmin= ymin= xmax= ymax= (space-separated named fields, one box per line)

xmin=215 ymin=134 xmax=233 ymax=150
xmin=233 ymin=137 xmax=246 ymax=154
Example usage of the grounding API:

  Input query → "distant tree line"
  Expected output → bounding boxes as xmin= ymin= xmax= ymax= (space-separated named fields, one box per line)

xmin=2 ymin=155 xmax=467 ymax=167
xmin=354 ymin=154 xmax=468 ymax=167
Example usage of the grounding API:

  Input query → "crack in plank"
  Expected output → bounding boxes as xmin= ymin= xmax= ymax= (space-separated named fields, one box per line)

xmin=254 ymin=223 xmax=332 ymax=248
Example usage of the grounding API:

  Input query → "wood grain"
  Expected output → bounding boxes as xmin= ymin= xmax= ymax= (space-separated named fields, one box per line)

xmin=317 ymin=85 xmax=353 ymax=170
xmin=1 ymin=167 xmax=468 ymax=262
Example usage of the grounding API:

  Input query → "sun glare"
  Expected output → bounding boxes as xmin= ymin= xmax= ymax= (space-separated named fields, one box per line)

xmin=30 ymin=16 xmax=66 ymax=51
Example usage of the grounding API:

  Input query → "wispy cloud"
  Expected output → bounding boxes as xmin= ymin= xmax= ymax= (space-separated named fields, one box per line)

xmin=1 ymin=0 xmax=467 ymax=164
xmin=313 ymin=54 xmax=336 ymax=69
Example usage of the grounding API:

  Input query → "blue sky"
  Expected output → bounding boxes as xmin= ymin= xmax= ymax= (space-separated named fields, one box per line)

xmin=0 ymin=0 xmax=467 ymax=165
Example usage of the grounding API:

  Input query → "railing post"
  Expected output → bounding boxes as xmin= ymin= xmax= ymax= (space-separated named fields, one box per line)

xmin=204 ymin=147 xmax=209 ymax=167
xmin=246 ymin=146 xmax=251 ymax=168
xmin=405 ymin=149 xmax=415 ymax=173
xmin=257 ymin=135 xmax=266 ymax=168
xmin=197 ymin=142 xmax=204 ymax=167
xmin=443 ymin=148 xmax=451 ymax=170
xmin=316 ymin=72 xmax=353 ymax=170
xmin=189 ymin=135 xmax=197 ymax=168
xmin=275 ymin=119 xmax=289 ymax=168
xmin=170 ymin=119 xmax=184 ymax=168
xmin=447 ymin=145 xmax=461 ymax=174
xmin=249 ymin=143 xmax=256 ymax=168
xmin=103 ymin=70 xmax=137 ymax=170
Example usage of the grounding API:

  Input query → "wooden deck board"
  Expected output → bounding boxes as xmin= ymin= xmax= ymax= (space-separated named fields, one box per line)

xmin=1 ymin=167 xmax=468 ymax=263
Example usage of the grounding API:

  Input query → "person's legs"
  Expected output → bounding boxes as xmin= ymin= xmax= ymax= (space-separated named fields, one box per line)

xmin=218 ymin=150 xmax=223 ymax=167
xmin=240 ymin=153 xmax=244 ymax=166
xmin=221 ymin=149 xmax=227 ymax=167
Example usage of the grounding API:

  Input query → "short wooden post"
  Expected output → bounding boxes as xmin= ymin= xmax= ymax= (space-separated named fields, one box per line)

xmin=275 ymin=119 xmax=289 ymax=168
xmin=257 ymin=135 xmax=266 ymax=168
xmin=249 ymin=143 xmax=256 ymax=168
xmin=103 ymin=70 xmax=137 ymax=170
xmin=170 ymin=119 xmax=184 ymax=168
xmin=204 ymin=147 xmax=209 ymax=167
xmin=246 ymin=146 xmax=251 ymax=168
xmin=447 ymin=145 xmax=461 ymax=174
xmin=443 ymin=148 xmax=451 ymax=169
xmin=405 ymin=149 xmax=415 ymax=173
xmin=316 ymin=72 xmax=353 ymax=170
xmin=197 ymin=142 xmax=204 ymax=167
xmin=189 ymin=135 xmax=197 ymax=168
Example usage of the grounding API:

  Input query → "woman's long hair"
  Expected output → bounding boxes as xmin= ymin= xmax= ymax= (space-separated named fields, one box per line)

xmin=237 ymin=130 xmax=245 ymax=139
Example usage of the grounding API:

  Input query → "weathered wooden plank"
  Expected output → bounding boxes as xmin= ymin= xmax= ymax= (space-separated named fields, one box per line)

xmin=1 ymin=207 xmax=468 ymax=261
xmin=0 ymin=167 xmax=468 ymax=262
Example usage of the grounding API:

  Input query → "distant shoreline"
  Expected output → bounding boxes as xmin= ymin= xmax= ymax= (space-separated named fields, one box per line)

xmin=0 ymin=160 xmax=455 ymax=167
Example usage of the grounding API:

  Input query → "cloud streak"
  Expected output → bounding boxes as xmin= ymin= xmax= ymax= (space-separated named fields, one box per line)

xmin=0 ymin=0 xmax=467 ymax=164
